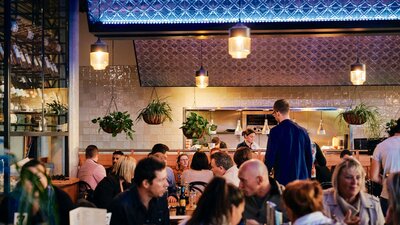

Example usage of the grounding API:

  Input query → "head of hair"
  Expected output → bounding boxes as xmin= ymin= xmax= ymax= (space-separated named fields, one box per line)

xmin=340 ymin=149 xmax=352 ymax=158
xmin=283 ymin=180 xmax=323 ymax=221
xmin=219 ymin=141 xmax=227 ymax=149
xmin=133 ymin=157 xmax=166 ymax=186
xmin=20 ymin=159 xmax=46 ymax=176
xmin=332 ymin=157 xmax=366 ymax=192
xmin=273 ymin=99 xmax=290 ymax=115
xmin=190 ymin=151 xmax=210 ymax=170
xmin=388 ymin=118 xmax=400 ymax=137
xmin=20 ymin=159 xmax=49 ymax=192
xmin=387 ymin=172 xmax=400 ymax=225
xmin=85 ymin=145 xmax=99 ymax=159
xmin=177 ymin=153 xmax=189 ymax=169
xmin=211 ymin=137 xmax=221 ymax=144
xmin=234 ymin=147 xmax=252 ymax=168
xmin=150 ymin=143 xmax=169 ymax=155
xmin=113 ymin=150 xmax=124 ymax=156
xmin=211 ymin=151 xmax=233 ymax=170
xmin=112 ymin=155 xmax=136 ymax=183
xmin=242 ymin=128 xmax=255 ymax=137
xmin=187 ymin=177 xmax=244 ymax=225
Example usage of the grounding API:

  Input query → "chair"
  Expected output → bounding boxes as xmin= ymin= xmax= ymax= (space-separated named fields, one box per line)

xmin=78 ymin=180 xmax=95 ymax=203
xmin=189 ymin=181 xmax=207 ymax=194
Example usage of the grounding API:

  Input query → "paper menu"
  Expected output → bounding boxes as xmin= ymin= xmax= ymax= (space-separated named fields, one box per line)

xmin=69 ymin=207 xmax=111 ymax=225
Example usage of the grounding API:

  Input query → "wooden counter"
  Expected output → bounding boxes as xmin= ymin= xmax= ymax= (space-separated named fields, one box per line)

xmin=52 ymin=177 xmax=79 ymax=203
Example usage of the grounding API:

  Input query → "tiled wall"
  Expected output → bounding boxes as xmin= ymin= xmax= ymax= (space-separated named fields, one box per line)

xmin=79 ymin=65 xmax=400 ymax=150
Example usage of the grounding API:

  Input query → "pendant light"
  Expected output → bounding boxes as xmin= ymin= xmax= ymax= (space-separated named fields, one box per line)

xmin=350 ymin=36 xmax=366 ymax=85
xmin=261 ymin=119 xmax=270 ymax=135
xmin=90 ymin=37 xmax=109 ymax=70
xmin=235 ymin=119 xmax=243 ymax=136
xmin=228 ymin=0 xmax=251 ymax=59
xmin=317 ymin=111 xmax=326 ymax=135
xmin=350 ymin=58 xmax=366 ymax=85
xmin=195 ymin=40 xmax=209 ymax=88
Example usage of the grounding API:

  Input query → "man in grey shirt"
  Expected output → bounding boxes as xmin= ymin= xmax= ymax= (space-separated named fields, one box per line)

xmin=238 ymin=159 xmax=287 ymax=225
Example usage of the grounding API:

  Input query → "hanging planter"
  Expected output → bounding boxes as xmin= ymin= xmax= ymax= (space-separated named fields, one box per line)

xmin=91 ymin=77 xmax=135 ymax=140
xmin=342 ymin=111 xmax=367 ymax=125
xmin=180 ymin=112 xmax=209 ymax=139
xmin=136 ymin=88 xmax=173 ymax=125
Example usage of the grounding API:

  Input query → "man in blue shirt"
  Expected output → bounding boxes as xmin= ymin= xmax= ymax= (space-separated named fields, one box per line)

xmin=264 ymin=99 xmax=313 ymax=185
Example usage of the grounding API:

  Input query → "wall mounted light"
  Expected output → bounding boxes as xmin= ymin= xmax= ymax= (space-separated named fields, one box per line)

xmin=350 ymin=58 xmax=366 ymax=85
xmin=195 ymin=40 xmax=209 ymax=88
xmin=90 ymin=37 xmax=109 ymax=70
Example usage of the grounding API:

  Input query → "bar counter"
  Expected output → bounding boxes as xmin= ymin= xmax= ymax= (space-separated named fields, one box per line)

xmin=52 ymin=177 xmax=79 ymax=203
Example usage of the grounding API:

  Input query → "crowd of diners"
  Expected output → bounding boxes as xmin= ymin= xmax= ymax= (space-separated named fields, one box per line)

xmin=0 ymin=99 xmax=399 ymax=225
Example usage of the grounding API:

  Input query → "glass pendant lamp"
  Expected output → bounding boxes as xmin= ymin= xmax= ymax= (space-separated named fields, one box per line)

xmin=90 ymin=37 xmax=109 ymax=70
xmin=228 ymin=0 xmax=251 ymax=59
xmin=317 ymin=111 xmax=326 ymax=135
xmin=195 ymin=40 xmax=209 ymax=88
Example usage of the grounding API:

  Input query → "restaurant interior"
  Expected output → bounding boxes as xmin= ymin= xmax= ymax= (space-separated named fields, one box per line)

xmin=0 ymin=0 xmax=400 ymax=217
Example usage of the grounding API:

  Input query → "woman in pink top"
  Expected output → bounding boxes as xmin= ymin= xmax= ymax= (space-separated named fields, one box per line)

xmin=181 ymin=151 xmax=213 ymax=187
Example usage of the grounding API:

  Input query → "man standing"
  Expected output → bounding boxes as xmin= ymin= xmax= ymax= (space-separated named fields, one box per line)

xmin=210 ymin=151 xmax=240 ymax=186
xmin=265 ymin=99 xmax=313 ymax=185
xmin=106 ymin=150 xmax=124 ymax=175
xmin=78 ymin=145 xmax=106 ymax=190
xmin=238 ymin=159 xmax=286 ymax=225
xmin=108 ymin=157 xmax=170 ymax=225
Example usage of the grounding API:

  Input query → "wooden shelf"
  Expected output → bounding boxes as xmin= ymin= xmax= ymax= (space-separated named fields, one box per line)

xmin=0 ymin=131 xmax=68 ymax=136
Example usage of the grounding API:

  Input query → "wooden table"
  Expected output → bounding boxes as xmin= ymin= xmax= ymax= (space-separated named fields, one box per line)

xmin=52 ymin=177 xmax=79 ymax=203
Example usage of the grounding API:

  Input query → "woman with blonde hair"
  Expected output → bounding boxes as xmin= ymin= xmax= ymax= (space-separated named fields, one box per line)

xmin=385 ymin=172 xmax=400 ymax=225
xmin=94 ymin=155 xmax=136 ymax=208
xmin=283 ymin=180 xmax=341 ymax=225
xmin=323 ymin=157 xmax=384 ymax=225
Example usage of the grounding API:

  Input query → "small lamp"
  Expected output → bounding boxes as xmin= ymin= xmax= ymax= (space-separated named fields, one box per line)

xmin=261 ymin=119 xmax=270 ymax=135
xmin=195 ymin=66 xmax=209 ymax=88
xmin=90 ymin=37 xmax=109 ymax=70
xmin=350 ymin=58 xmax=366 ymax=85
xmin=235 ymin=119 xmax=243 ymax=136
xmin=317 ymin=112 xmax=326 ymax=135
xmin=229 ymin=23 xmax=251 ymax=59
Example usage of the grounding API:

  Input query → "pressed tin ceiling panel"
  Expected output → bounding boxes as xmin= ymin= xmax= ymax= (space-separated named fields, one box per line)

xmin=134 ymin=35 xmax=400 ymax=87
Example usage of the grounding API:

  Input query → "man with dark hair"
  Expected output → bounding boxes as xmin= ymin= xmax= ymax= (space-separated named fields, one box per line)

xmin=108 ymin=157 xmax=169 ymax=225
xmin=106 ymin=150 xmax=124 ymax=175
xmin=148 ymin=143 xmax=177 ymax=203
xmin=210 ymin=151 xmax=240 ymax=186
xmin=78 ymin=145 xmax=106 ymax=189
xmin=265 ymin=99 xmax=313 ymax=186
xmin=234 ymin=146 xmax=253 ymax=168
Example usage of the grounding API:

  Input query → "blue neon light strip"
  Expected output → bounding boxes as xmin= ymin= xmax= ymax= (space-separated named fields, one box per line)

xmin=87 ymin=0 xmax=400 ymax=25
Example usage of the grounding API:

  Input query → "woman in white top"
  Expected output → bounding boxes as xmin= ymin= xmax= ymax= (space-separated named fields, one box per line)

xmin=181 ymin=151 xmax=213 ymax=187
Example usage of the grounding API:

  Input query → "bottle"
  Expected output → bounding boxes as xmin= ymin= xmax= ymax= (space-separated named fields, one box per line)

xmin=179 ymin=185 xmax=186 ymax=215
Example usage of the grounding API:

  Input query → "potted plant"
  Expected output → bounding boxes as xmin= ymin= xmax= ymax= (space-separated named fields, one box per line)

xmin=180 ymin=112 xmax=209 ymax=139
xmin=338 ymin=103 xmax=381 ymax=138
xmin=92 ymin=111 xmax=134 ymax=140
xmin=136 ymin=97 xmax=173 ymax=125
xmin=46 ymin=99 xmax=68 ymax=115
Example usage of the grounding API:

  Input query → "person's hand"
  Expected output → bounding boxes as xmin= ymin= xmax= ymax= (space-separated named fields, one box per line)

xmin=168 ymin=196 xmax=177 ymax=204
xmin=344 ymin=209 xmax=361 ymax=225
xmin=245 ymin=219 xmax=260 ymax=225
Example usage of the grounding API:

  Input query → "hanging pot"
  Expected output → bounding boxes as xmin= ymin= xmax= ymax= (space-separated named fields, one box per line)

xmin=342 ymin=112 xmax=367 ymax=125
xmin=182 ymin=128 xmax=205 ymax=139
xmin=143 ymin=114 xmax=165 ymax=125
xmin=101 ymin=126 xmax=123 ymax=134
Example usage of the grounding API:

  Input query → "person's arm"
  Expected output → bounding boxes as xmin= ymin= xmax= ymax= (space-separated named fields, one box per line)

xmin=370 ymin=159 xmax=382 ymax=184
xmin=265 ymin=130 xmax=277 ymax=171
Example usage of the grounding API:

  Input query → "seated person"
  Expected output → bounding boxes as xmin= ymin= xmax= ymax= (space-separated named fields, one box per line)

xmin=238 ymin=159 xmax=287 ymax=225
xmin=181 ymin=177 xmax=245 ymax=225
xmin=173 ymin=153 xmax=189 ymax=185
xmin=106 ymin=150 xmax=124 ymax=175
xmin=148 ymin=143 xmax=177 ymax=203
xmin=234 ymin=146 xmax=253 ymax=168
xmin=108 ymin=157 xmax=169 ymax=225
xmin=78 ymin=145 xmax=106 ymax=190
xmin=313 ymin=143 xmax=332 ymax=188
xmin=94 ymin=155 xmax=136 ymax=209
xmin=0 ymin=159 xmax=74 ymax=225
xmin=210 ymin=151 xmax=240 ymax=186
xmin=283 ymin=180 xmax=342 ymax=225
xmin=323 ymin=157 xmax=385 ymax=225
xmin=181 ymin=151 xmax=213 ymax=191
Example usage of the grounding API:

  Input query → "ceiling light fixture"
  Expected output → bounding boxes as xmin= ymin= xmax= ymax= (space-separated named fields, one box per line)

xmin=90 ymin=37 xmax=109 ymax=70
xmin=228 ymin=0 xmax=251 ymax=59
xmin=195 ymin=40 xmax=209 ymax=88
xmin=350 ymin=36 xmax=366 ymax=85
